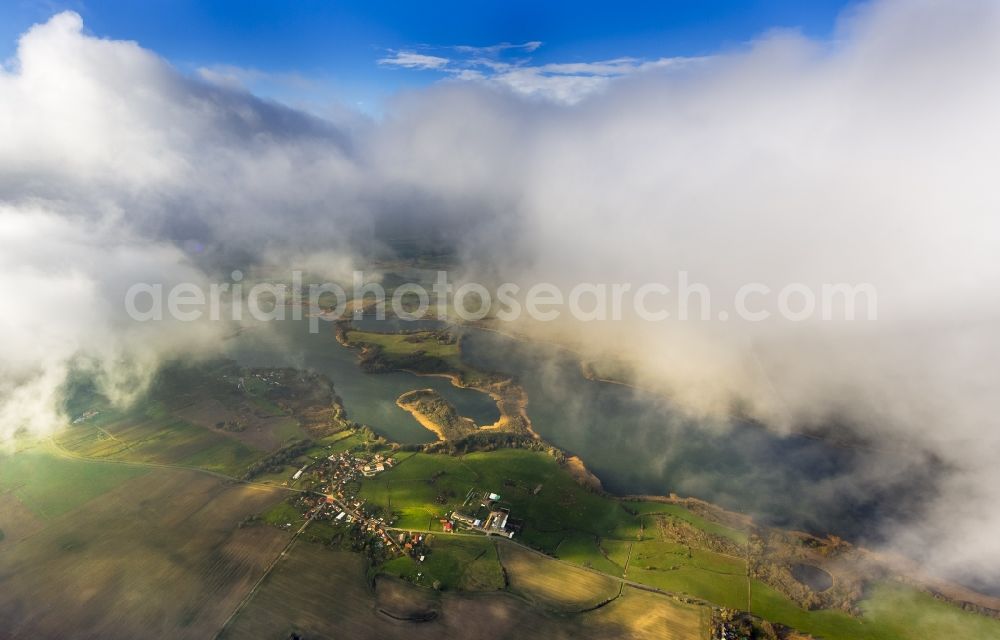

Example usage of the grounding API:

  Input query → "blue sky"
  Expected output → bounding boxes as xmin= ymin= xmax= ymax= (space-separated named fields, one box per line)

xmin=1 ymin=0 xmax=855 ymax=110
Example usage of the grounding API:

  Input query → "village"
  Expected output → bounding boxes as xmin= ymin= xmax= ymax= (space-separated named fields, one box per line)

xmin=275 ymin=450 xmax=405 ymax=561
xmin=272 ymin=448 xmax=521 ymax=573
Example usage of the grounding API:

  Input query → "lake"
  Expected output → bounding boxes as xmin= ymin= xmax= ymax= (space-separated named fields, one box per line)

xmin=459 ymin=328 xmax=937 ymax=542
xmin=227 ymin=317 xmax=936 ymax=543
xmin=224 ymin=318 xmax=498 ymax=444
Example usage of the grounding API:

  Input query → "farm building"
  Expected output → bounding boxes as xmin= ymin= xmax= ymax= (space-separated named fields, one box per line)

xmin=451 ymin=512 xmax=482 ymax=528
xmin=485 ymin=509 xmax=510 ymax=533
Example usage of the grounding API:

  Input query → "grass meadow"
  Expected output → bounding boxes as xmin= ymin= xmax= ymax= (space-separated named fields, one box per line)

xmin=360 ymin=448 xmax=1000 ymax=640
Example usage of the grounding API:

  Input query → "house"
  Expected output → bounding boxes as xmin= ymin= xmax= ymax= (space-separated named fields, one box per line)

xmin=451 ymin=512 xmax=479 ymax=527
xmin=486 ymin=509 xmax=509 ymax=532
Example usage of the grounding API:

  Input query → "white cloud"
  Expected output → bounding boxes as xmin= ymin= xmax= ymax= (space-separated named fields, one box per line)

xmin=0 ymin=206 xmax=226 ymax=439
xmin=377 ymin=40 xmax=704 ymax=104
xmin=453 ymin=40 xmax=542 ymax=55
xmin=378 ymin=51 xmax=451 ymax=70
xmin=0 ymin=11 xmax=370 ymax=437
xmin=484 ymin=56 xmax=702 ymax=104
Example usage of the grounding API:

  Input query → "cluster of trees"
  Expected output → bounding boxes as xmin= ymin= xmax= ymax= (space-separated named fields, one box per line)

xmin=242 ymin=439 xmax=313 ymax=480
xmin=403 ymin=329 xmax=455 ymax=344
xmin=399 ymin=389 xmax=477 ymax=440
xmin=358 ymin=344 xmax=452 ymax=375
xmin=417 ymin=432 xmax=563 ymax=460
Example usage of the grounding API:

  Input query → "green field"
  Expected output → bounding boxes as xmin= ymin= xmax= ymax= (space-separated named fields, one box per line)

xmin=347 ymin=329 xmax=461 ymax=363
xmin=358 ymin=448 xmax=1000 ymax=640
xmin=499 ymin=542 xmax=621 ymax=611
xmin=358 ymin=449 xmax=672 ymax=550
xmin=325 ymin=430 xmax=368 ymax=453
xmin=556 ymin=532 xmax=628 ymax=576
xmin=626 ymin=501 xmax=748 ymax=545
xmin=602 ymin=538 xmax=634 ymax=572
xmin=56 ymin=415 xmax=262 ymax=476
xmin=382 ymin=536 xmax=505 ymax=591
xmin=0 ymin=444 xmax=146 ymax=519
xmin=262 ymin=500 xmax=306 ymax=528
xmin=628 ymin=539 xmax=748 ymax=608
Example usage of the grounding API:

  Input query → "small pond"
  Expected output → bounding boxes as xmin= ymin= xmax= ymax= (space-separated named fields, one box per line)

xmin=790 ymin=563 xmax=834 ymax=592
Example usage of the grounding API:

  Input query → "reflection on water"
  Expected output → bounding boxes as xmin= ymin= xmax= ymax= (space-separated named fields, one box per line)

xmin=460 ymin=329 xmax=937 ymax=542
xmin=224 ymin=319 xmax=498 ymax=444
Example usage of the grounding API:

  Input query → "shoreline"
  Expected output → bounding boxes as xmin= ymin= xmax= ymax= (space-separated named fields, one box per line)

xmin=335 ymin=321 xmax=538 ymax=440
xmin=331 ymin=319 xmax=1000 ymax=615
xmin=394 ymin=390 xmax=452 ymax=441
